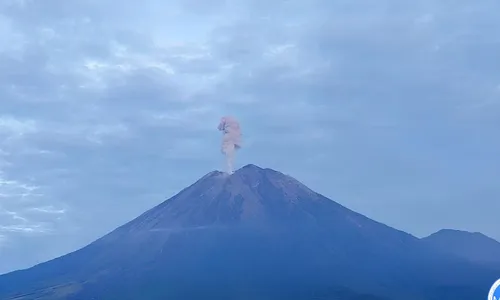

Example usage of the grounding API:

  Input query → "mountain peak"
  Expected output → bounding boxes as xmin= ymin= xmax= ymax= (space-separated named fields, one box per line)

xmin=226 ymin=163 xmax=266 ymax=179
xmin=238 ymin=163 xmax=264 ymax=171
xmin=428 ymin=229 xmax=492 ymax=240
xmin=224 ymin=163 xmax=270 ymax=177
xmin=422 ymin=228 xmax=500 ymax=265
xmin=116 ymin=165 xmax=323 ymax=232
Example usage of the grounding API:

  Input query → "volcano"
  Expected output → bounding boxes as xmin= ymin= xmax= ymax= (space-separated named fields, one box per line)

xmin=0 ymin=165 xmax=497 ymax=300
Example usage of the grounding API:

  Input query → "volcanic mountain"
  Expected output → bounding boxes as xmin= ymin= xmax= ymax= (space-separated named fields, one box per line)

xmin=0 ymin=165 xmax=497 ymax=300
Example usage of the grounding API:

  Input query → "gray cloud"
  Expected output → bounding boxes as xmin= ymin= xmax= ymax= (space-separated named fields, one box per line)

xmin=0 ymin=0 xmax=499 ymax=274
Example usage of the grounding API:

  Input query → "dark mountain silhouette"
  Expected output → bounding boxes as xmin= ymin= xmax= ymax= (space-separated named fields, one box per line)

xmin=0 ymin=165 xmax=497 ymax=300
xmin=422 ymin=229 xmax=500 ymax=266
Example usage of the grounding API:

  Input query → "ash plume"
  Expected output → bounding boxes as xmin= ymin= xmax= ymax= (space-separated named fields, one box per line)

xmin=217 ymin=116 xmax=241 ymax=174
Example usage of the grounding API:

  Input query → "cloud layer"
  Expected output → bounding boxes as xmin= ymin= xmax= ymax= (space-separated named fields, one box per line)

xmin=1 ymin=0 xmax=499 ymax=274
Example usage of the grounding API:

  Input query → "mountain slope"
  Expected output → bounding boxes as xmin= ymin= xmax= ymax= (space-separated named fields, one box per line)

xmin=0 ymin=165 xmax=497 ymax=300
xmin=422 ymin=229 xmax=500 ymax=266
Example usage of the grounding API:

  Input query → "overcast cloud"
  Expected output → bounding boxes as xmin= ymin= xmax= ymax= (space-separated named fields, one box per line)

xmin=1 ymin=0 xmax=500 ymax=274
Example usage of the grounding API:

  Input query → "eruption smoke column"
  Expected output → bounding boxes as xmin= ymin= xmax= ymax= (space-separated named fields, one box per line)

xmin=217 ymin=116 xmax=241 ymax=174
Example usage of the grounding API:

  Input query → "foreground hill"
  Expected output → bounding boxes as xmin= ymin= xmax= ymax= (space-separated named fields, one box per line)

xmin=0 ymin=165 xmax=497 ymax=300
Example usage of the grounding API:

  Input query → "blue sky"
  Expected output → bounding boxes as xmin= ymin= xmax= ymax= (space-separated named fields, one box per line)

xmin=1 ymin=0 xmax=500 ymax=274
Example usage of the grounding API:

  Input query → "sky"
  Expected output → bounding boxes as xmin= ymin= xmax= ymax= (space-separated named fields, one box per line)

xmin=1 ymin=0 xmax=500 ymax=274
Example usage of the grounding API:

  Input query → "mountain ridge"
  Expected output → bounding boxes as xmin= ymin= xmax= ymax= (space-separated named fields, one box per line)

xmin=0 ymin=164 xmax=498 ymax=300
xmin=422 ymin=228 xmax=500 ymax=266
